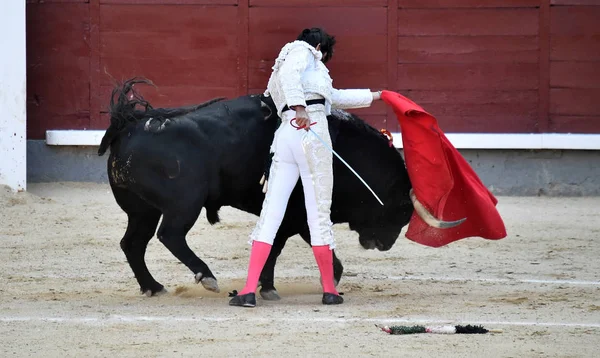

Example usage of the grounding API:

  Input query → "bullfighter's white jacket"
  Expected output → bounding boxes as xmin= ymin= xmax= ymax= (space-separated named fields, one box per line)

xmin=264 ymin=40 xmax=373 ymax=117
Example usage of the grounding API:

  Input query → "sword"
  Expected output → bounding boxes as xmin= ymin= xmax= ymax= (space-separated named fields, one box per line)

xmin=307 ymin=128 xmax=384 ymax=206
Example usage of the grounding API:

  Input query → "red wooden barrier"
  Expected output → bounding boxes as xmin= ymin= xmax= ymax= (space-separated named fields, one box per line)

xmin=25 ymin=0 xmax=600 ymax=139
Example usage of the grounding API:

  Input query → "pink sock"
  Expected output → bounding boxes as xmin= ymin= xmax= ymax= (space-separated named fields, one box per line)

xmin=239 ymin=241 xmax=272 ymax=295
xmin=312 ymin=245 xmax=339 ymax=295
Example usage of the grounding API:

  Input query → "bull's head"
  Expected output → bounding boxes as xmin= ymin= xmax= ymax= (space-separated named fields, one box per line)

xmin=347 ymin=186 xmax=412 ymax=251
xmin=353 ymin=222 xmax=407 ymax=251
xmin=352 ymin=189 xmax=465 ymax=251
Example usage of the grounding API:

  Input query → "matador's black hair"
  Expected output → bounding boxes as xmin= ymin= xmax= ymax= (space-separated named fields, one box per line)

xmin=296 ymin=27 xmax=336 ymax=63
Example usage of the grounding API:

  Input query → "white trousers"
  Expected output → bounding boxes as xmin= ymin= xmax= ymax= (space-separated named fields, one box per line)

xmin=249 ymin=104 xmax=335 ymax=249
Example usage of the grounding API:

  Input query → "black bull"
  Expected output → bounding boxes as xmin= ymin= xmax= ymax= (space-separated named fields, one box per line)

xmin=99 ymin=79 xmax=457 ymax=299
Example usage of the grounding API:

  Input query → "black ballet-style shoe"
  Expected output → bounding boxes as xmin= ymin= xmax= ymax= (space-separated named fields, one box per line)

xmin=228 ymin=292 xmax=256 ymax=307
xmin=322 ymin=293 xmax=344 ymax=305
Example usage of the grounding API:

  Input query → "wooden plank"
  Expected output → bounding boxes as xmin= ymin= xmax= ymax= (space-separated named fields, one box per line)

xmin=249 ymin=36 xmax=388 ymax=89
xmin=387 ymin=0 xmax=399 ymax=130
xmin=414 ymin=102 xmax=538 ymax=118
xmin=90 ymin=0 xmax=101 ymax=131
xmin=250 ymin=35 xmax=387 ymax=64
xmin=27 ymin=59 xmax=92 ymax=114
xmin=249 ymin=88 xmax=387 ymax=116
xmin=250 ymin=87 xmax=390 ymax=129
xmin=28 ymin=114 xmax=91 ymax=140
xmin=551 ymin=6 xmax=600 ymax=35
xmin=100 ymin=0 xmax=237 ymax=4
xmin=26 ymin=0 xmax=87 ymax=3
xmin=551 ymin=0 xmax=600 ymax=4
xmin=26 ymin=6 xmax=90 ymax=58
xmin=249 ymin=7 xmax=388 ymax=36
xmin=96 ymin=85 xmax=237 ymax=116
xmin=539 ymin=0 xmax=550 ymax=133
xmin=412 ymin=100 xmax=537 ymax=118
xmin=397 ymin=9 xmax=538 ymax=36
xmin=248 ymin=7 xmax=388 ymax=90
xmin=100 ymin=33 xmax=238 ymax=59
xmin=551 ymin=62 xmax=600 ymax=89
xmin=100 ymin=5 xmax=239 ymax=89
xmin=548 ymin=3 xmax=599 ymax=134
xmin=426 ymin=115 xmax=538 ymax=133
xmin=398 ymin=36 xmax=538 ymax=63
xmin=251 ymin=0 xmax=386 ymax=6
xmin=397 ymin=89 xmax=540 ymax=132
xmin=397 ymin=63 xmax=539 ymax=90
xmin=95 ymin=113 xmax=112 ymax=131
xmin=398 ymin=0 xmax=540 ymax=7
xmin=238 ymin=0 xmax=249 ymax=96
xmin=249 ymin=59 xmax=387 ymax=92
xmin=551 ymin=36 xmax=600 ymax=61
xmin=100 ymin=5 xmax=238 ymax=33
xmin=100 ymin=57 xmax=238 ymax=87
xmin=359 ymin=115 xmax=388 ymax=132
xmin=404 ymin=89 xmax=539 ymax=104
xmin=403 ymin=90 xmax=538 ymax=117
xmin=550 ymin=88 xmax=600 ymax=116
xmin=386 ymin=118 xmax=400 ymax=133
xmin=329 ymin=63 xmax=387 ymax=89
xmin=347 ymin=102 xmax=388 ymax=116
xmin=26 ymin=3 xmax=91 ymax=139
xmin=550 ymin=116 xmax=600 ymax=133
xmin=248 ymin=88 xmax=267 ymax=95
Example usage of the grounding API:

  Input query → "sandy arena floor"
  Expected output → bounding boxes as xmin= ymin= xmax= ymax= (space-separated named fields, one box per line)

xmin=1 ymin=182 xmax=599 ymax=357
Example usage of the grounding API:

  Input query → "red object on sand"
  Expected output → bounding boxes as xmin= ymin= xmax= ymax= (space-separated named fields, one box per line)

xmin=381 ymin=90 xmax=507 ymax=247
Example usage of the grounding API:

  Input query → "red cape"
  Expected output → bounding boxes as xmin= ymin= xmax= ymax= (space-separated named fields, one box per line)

xmin=381 ymin=90 xmax=507 ymax=247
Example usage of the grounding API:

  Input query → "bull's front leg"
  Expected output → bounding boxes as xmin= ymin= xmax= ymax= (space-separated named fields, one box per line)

xmin=331 ymin=250 xmax=344 ymax=287
xmin=157 ymin=210 xmax=220 ymax=293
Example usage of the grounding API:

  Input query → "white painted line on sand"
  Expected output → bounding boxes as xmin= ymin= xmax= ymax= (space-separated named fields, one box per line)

xmin=2 ymin=315 xmax=600 ymax=329
xmin=384 ymin=276 xmax=600 ymax=286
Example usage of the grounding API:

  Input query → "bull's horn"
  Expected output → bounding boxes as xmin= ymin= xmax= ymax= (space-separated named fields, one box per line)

xmin=260 ymin=100 xmax=272 ymax=121
xmin=409 ymin=189 xmax=466 ymax=229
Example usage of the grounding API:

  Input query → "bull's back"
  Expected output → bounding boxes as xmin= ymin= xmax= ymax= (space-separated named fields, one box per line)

xmin=108 ymin=96 xmax=276 ymax=208
xmin=106 ymin=119 xmax=213 ymax=193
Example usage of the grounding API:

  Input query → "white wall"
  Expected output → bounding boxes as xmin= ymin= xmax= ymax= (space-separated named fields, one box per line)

xmin=0 ymin=2 xmax=27 ymax=191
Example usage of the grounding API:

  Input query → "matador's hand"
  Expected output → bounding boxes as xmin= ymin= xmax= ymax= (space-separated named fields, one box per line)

xmin=293 ymin=106 xmax=311 ymax=131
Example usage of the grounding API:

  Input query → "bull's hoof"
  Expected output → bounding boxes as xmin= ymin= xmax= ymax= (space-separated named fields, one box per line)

xmin=142 ymin=287 xmax=168 ymax=297
xmin=201 ymin=277 xmax=220 ymax=293
xmin=194 ymin=273 xmax=220 ymax=292
xmin=259 ymin=288 xmax=281 ymax=301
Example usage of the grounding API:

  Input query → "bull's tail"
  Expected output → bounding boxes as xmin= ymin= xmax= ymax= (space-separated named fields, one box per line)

xmin=98 ymin=77 xmax=154 ymax=156
xmin=98 ymin=77 xmax=225 ymax=156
